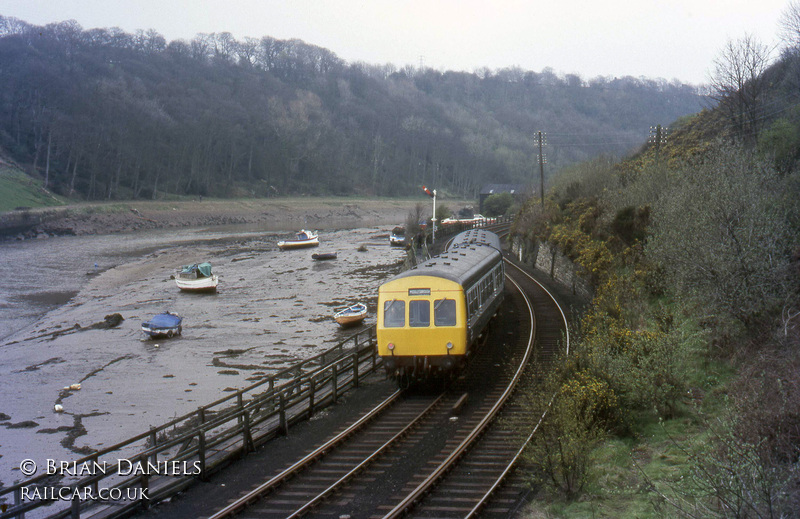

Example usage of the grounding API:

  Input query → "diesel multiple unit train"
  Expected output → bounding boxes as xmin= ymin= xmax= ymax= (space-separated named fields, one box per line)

xmin=377 ymin=229 xmax=504 ymax=381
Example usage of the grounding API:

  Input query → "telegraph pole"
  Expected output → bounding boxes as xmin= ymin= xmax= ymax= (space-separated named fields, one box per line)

xmin=537 ymin=131 xmax=546 ymax=207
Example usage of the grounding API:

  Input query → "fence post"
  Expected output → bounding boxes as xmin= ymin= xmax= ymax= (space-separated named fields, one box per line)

xmin=353 ymin=349 xmax=359 ymax=388
xmin=71 ymin=490 xmax=80 ymax=519
xmin=14 ymin=487 xmax=24 ymax=519
xmin=91 ymin=453 xmax=100 ymax=494
xmin=332 ymin=364 xmax=339 ymax=403
xmin=139 ymin=453 xmax=150 ymax=510
xmin=308 ymin=377 xmax=316 ymax=419
xmin=238 ymin=395 xmax=254 ymax=453
xmin=198 ymin=408 xmax=207 ymax=481
xmin=279 ymin=392 xmax=288 ymax=436
xmin=242 ymin=409 xmax=254 ymax=453
xmin=149 ymin=427 xmax=158 ymax=465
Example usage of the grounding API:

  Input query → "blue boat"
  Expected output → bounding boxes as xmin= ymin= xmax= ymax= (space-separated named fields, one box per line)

xmin=141 ymin=312 xmax=183 ymax=339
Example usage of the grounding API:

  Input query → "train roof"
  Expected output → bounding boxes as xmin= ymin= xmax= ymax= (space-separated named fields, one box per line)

xmin=446 ymin=229 xmax=502 ymax=251
xmin=385 ymin=230 xmax=502 ymax=287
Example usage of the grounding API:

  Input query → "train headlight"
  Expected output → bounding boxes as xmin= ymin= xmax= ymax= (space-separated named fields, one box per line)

xmin=387 ymin=342 xmax=395 ymax=351
xmin=446 ymin=341 xmax=453 ymax=350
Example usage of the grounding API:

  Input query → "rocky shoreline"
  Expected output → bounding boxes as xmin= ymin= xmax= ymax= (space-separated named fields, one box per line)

xmin=0 ymin=198 xmax=431 ymax=239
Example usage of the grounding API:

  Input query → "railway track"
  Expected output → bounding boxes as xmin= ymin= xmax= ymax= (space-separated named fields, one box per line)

xmin=206 ymin=246 xmax=570 ymax=519
xmin=395 ymin=260 xmax=570 ymax=519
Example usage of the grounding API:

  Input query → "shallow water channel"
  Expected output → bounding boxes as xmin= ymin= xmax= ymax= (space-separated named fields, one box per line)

xmin=0 ymin=225 xmax=407 ymax=489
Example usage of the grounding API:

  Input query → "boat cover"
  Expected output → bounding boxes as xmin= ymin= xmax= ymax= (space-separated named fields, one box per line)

xmin=147 ymin=312 xmax=182 ymax=328
xmin=181 ymin=262 xmax=213 ymax=278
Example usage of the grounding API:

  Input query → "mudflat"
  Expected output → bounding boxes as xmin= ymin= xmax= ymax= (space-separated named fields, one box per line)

xmin=2 ymin=197 xmax=450 ymax=237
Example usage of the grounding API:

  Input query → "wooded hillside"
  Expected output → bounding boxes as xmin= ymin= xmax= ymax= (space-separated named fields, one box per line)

xmin=0 ymin=16 xmax=704 ymax=201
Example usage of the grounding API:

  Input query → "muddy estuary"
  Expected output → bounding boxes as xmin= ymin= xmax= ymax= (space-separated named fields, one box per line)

xmin=0 ymin=224 xmax=407 ymax=489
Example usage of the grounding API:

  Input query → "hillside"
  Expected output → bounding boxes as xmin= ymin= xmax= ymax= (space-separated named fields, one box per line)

xmin=510 ymin=41 xmax=800 ymax=517
xmin=0 ymin=16 xmax=703 ymax=204
xmin=0 ymin=161 xmax=65 ymax=211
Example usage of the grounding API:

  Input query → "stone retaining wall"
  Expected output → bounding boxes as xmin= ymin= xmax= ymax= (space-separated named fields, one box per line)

xmin=509 ymin=234 xmax=594 ymax=300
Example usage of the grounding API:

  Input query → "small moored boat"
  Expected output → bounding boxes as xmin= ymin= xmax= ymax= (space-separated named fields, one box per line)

xmin=141 ymin=312 xmax=183 ymax=339
xmin=278 ymin=230 xmax=319 ymax=250
xmin=389 ymin=226 xmax=406 ymax=247
xmin=312 ymin=252 xmax=338 ymax=261
xmin=334 ymin=303 xmax=368 ymax=327
xmin=175 ymin=262 xmax=218 ymax=292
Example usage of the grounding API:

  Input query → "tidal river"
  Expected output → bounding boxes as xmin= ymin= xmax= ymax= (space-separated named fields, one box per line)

xmin=0 ymin=224 xmax=406 ymax=490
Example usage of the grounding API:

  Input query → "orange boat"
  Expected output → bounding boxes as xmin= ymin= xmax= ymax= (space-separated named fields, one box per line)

xmin=334 ymin=303 xmax=367 ymax=327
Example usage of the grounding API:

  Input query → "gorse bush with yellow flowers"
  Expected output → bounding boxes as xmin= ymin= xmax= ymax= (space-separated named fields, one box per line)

xmin=527 ymin=369 xmax=619 ymax=497
xmin=522 ymin=189 xmax=699 ymax=496
xmin=579 ymin=270 xmax=697 ymax=420
xmin=516 ymin=144 xmax=732 ymax=496
xmin=518 ymin=127 xmax=800 ymax=514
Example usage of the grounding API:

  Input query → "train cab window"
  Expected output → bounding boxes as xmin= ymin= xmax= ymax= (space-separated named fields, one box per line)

xmin=409 ymin=300 xmax=430 ymax=327
xmin=434 ymin=299 xmax=456 ymax=326
xmin=384 ymin=300 xmax=405 ymax=327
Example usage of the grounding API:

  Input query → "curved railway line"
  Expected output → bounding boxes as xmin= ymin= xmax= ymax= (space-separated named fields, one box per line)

xmin=205 ymin=225 xmax=571 ymax=519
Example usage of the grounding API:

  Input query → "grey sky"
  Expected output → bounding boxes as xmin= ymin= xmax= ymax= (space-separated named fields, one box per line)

xmin=1 ymin=0 xmax=791 ymax=84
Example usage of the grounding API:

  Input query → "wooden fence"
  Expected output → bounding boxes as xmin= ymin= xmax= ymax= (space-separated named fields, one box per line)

xmin=0 ymin=327 xmax=380 ymax=519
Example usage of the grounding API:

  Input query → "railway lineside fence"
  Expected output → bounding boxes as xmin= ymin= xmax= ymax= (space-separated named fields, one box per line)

xmin=0 ymin=327 xmax=380 ymax=519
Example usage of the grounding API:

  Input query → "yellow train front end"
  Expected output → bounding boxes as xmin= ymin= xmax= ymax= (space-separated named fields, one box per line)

xmin=377 ymin=275 xmax=468 ymax=379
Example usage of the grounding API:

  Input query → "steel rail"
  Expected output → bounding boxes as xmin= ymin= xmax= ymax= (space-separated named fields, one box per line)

xmin=284 ymin=393 xmax=446 ymax=519
xmin=381 ymin=271 xmax=536 ymax=519
xmin=207 ymin=388 xmax=404 ymax=519
xmin=464 ymin=257 xmax=571 ymax=518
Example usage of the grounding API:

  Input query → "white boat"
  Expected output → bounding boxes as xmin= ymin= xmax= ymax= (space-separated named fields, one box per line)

xmin=175 ymin=262 xmax=218 ymax=292
xmin=334 ymin=303 xmax=368 ymax=327
xmin=389 ymin=226 xmax=406 ymax=247
xmin=278 ymin=230 xmax=319 ymax=250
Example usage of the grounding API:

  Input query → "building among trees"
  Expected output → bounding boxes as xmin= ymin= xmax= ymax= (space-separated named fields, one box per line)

xmin=479 ymin=184 xmax=525 ymax=214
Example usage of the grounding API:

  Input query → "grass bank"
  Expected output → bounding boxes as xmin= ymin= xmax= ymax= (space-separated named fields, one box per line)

xmin=0 ymin=165 xmax=66 ymax=212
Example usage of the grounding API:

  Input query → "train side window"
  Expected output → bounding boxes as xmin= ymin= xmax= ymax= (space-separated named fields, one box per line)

xmin=409 ymin=300 xmax=430 ymax=327
xmin=384 ymin=300 xmax=405 ymax=327
xmin=468 ymin=287 xmax=478 ymax=314
xmin=434 ymin=299 xmax=456 ymax=326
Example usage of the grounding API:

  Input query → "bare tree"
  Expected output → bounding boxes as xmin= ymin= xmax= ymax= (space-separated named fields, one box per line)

xmin=779 ymin=1 xmax=800 ymax=50
xmin=647 ymin=145 xmax=793 ymax=328
xmin=709 ymin=34 xmax=771 ymax=143
xmin=0 ymin=15 xmax=30 ymax=36
xmin=237 ymin=36 xmax=259 ymax=66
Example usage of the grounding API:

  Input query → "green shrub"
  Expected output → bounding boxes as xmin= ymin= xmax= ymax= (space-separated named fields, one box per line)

xmin=526 ymin=370 xmax=616 ymax=498
xmin=483 ymin=192 xmax=514 ymax=216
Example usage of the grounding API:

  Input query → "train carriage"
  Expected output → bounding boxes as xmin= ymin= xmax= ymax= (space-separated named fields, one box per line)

xmin=377 ymin=229 xmax=504 ymax=381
